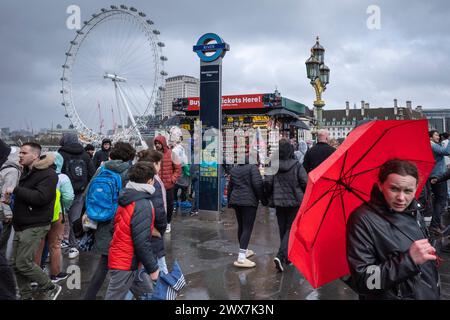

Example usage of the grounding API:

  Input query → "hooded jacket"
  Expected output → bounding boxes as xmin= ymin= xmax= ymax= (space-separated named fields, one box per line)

xmin=92 ymin=160 xmax=131 ymax=256
xmin=12 ymin=153 xmax=58 ymax=232
xmin=264 ymin=159 xmax=308 ymax=207
xmin=108 ymin=184 xmax=158 ymax=273
xmin=154 ymin=135 xmax=181 ymax=190
xmin=0 ymin=147 xmax=21 ymax=219
xmin=93 ymin=138 xmax=112 ymax=169
xmin=54 ymin=152 xmax=74 ymax=214
xmin=58 ymin=132 xmax=95 ymax=193
xmin=264 ymin=141 xmax=308 ymax=208
xmin=264 ymin=144 xmax=308 ymax=208
xmin=346 ymin=185 xmax=440 ymax=300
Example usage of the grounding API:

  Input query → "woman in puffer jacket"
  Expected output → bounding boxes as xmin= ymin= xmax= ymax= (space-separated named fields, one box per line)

xmin=228 ymin=152 xmax=266 ymax=268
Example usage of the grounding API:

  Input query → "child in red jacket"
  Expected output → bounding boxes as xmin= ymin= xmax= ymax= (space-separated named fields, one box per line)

xmin=105 ymin=162 xmax=160 ymax=300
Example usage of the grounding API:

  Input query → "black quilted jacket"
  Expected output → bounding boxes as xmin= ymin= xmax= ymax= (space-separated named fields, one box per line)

xmin=227 ymin=164 xmax=264 ymax=208
xmin=264 ymin=159 xmax=308 ymax=208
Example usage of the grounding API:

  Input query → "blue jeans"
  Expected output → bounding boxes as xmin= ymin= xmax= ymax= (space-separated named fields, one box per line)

xmin=431 ymin=181 xmax=448 ymax=229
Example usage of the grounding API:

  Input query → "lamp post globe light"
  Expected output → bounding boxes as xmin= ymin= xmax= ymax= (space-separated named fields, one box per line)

xmin=305 ymin=36 xmax=330 ymax=129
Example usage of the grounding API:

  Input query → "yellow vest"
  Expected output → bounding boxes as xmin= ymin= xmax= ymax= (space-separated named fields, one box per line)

xmin=52 ymin=189 xmax=61 ymax=223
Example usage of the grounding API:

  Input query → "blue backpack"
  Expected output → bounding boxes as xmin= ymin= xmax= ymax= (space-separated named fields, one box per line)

xmin=85 ymin=167 xmax=122 ymax=222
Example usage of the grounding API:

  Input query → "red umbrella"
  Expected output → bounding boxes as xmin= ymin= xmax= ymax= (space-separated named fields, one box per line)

xmin=288 ymin=119 xmax=435 ymax=288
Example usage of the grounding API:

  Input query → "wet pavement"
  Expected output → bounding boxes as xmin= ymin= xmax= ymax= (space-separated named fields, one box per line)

xmin=56 ymin=206 xmax=450 ymax=300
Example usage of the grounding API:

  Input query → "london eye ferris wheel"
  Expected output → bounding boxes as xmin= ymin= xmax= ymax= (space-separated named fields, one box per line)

xmin=60 ymin=5 xmax=167 ymax=146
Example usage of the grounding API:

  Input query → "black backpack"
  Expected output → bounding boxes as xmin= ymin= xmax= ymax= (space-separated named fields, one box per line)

xmin=65 ymin=156 xmax=88 ymax=193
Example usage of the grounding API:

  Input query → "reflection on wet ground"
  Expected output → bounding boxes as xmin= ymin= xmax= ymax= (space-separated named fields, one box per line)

xmin=58 ymin=206 xmax=450 ymax=300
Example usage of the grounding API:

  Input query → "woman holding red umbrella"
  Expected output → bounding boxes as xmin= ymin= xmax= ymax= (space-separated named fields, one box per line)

xmin=346 ymin=159 xmax=440 ymax=300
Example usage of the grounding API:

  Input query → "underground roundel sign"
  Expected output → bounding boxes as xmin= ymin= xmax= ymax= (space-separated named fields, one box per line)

xmin=193 ymin=33 xmax=230 ymax=62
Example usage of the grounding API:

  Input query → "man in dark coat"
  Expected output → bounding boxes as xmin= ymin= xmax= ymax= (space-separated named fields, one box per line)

xmin=303 ymin=129 xmax=336 ymax=173
xmin=264 ymin=139 xmax=308 ymax=272
xmin=5 ymin=143 xmax=61 ymax=299
xmin=93 ymin=138 xmax=112 ymax=169
xmin=347 ymin=159 xmax=440 ymax=300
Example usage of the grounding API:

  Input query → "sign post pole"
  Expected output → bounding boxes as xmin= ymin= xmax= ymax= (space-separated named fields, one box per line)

xmin=193 ymin=33 xmax=229 ymax=220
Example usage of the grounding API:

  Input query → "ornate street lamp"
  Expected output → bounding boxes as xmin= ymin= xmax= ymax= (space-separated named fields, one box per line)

xmin=305 ymin=36 xmax=330 ymax=128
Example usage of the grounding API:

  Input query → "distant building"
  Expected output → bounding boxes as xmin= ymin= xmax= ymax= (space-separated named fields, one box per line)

xmin=161 ymin=75 xmax=199 ymax=118
xmin=36 ymin=128 xmax=77 ymax=144
xmin=421 ymin=109 xmax=450 ymax=133
xmin=322 ymin=100 xmax=424 ymax=140
xmin=10 ymin=129 xmax=34 ymax=137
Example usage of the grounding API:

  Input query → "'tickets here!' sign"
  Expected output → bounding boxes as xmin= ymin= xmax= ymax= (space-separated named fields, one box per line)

xmin=187 ymin=94 xmax=264 ymax=111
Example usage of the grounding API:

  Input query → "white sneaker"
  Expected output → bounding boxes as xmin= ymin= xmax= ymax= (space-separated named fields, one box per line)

xmin=166 ymin=223 xmax=171 ymax=234
xmin=68 ymin=248 xmax=79 ymax=259
xmin=274 ymin=257 xmax=284 ymax=272
xmin=61 ymin=240 xmax=69 ymax=249
xmin=233 ymin=258 xmax=256 ymax=268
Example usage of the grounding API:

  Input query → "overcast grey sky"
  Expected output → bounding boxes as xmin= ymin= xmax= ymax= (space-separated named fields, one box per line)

xmin=1 ymin=0 xmax=449 ymax=131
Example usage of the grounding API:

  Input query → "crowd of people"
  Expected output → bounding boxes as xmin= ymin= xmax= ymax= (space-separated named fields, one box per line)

xmin=0 ymin=128 xmax=337 ymax=300
xmin=0 ymin=133 xmax=183 ymax=300
xmin=0 ymin=125 xmax=449 ymax=300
